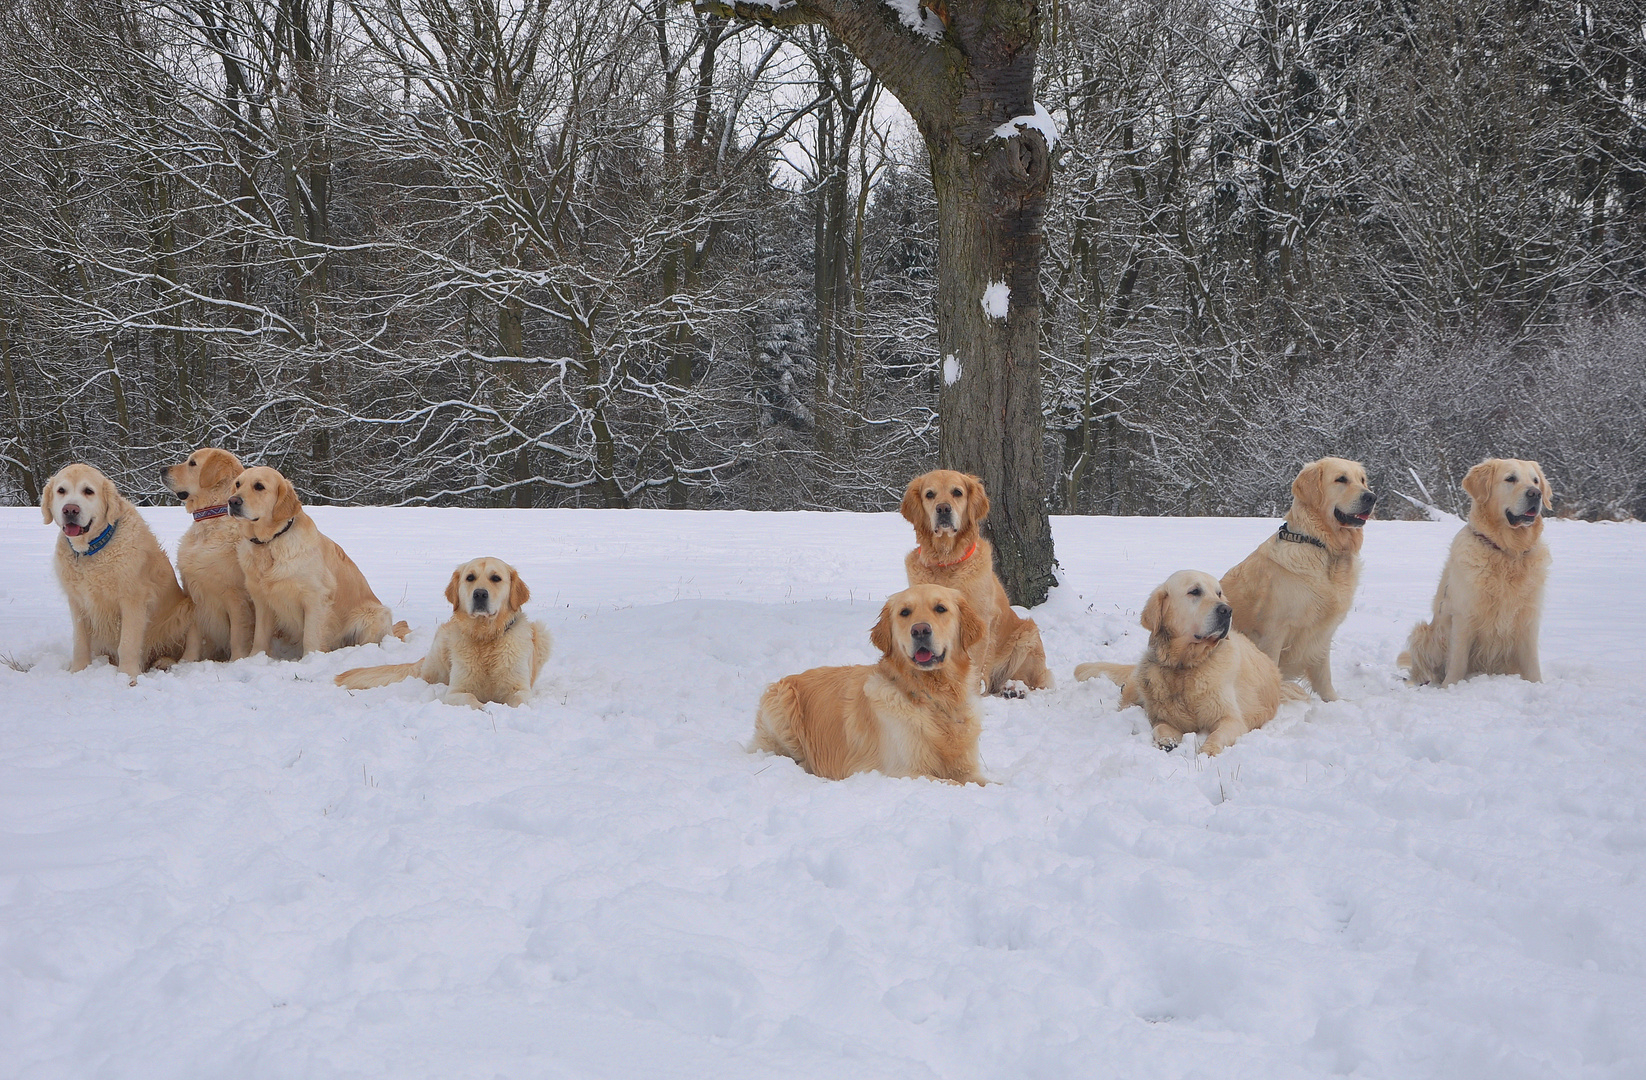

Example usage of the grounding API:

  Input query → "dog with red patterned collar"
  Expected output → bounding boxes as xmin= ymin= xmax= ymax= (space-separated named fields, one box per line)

xmin=900 ymin=469 xmax=1052 ymax=697
xmin=162 ymin=447 xmax=256 ymax=661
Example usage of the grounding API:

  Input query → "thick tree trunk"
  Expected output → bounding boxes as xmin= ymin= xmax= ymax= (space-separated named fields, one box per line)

xmin=710 ymin=0 xmax=1057 ymax=605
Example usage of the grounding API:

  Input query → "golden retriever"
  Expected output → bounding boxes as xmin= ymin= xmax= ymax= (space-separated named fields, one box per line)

xmin=1075 ymin=570 xmax=1302 ymax=755
xmin=1219 ymin=457 xmax=1377 ymax=700
xmin=1400 ymin=458 xmax=1552 ymax=686
xmin=161 ymin=447 xmax=256 ymax=661
xmin=901 ymin=470 xmax=1052 ymax=696
xmin=753 ymin=584 xmax=986 ymax=782
xmin=335 ymin=557 xmax=552 ymax=707
xmin=228 ymin=465 xmax=407 ymax=657
xmin=41 ymin=462 xmax=192 ymax=681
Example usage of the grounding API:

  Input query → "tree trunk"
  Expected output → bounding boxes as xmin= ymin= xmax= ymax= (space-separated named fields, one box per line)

xmin=711 ymin=0 xmax=1057 ymax=605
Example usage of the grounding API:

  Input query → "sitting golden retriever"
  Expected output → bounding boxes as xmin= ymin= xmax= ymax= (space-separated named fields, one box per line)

xmin=162 ymin=447 xmax=256 ymax=661
xmin=336 ymin=557 xmax=552 ymax=707
xmin=753 ymin=584 xmax=986 ymax=782
xmin=1400 ymin=458 xmax=1552 ymax=686
xmin=1219 ymin=457 xmax=1377 ymax=700
xmin=901 ymin=470 xmax=1052 ymax=697
xmin=228 ymin=465 xmax=407 ymax=657
xmin=1075 ymin=570 xmax=1302 ymax=755
xmin=41 ymin=462 xmax=192 ymax=681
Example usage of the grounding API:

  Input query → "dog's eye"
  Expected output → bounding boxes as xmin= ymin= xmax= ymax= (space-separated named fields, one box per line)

xmin=899 ymin=608 xmax=912 ymax=618
xmin=56 ymin=487 xmax=65 ymax=495
xmin=489 ymin=574 xmax=502 ymax=583
xmin=253 ymin=482 xmax=265 ymax=491
xmin=934 ymin=604 xmax=947 ymax=613
xmin=1505 ymin=475 xmax=1516 ymax=483
xmin=82 ymin=487 xmax=94 ymax=496
xmin=951 ymin=488 xmax=962 ymax=498
xmin=188 ymin=459 xmax=196 ymax=466
xmin=234 ymin=481 xmax=241 ymax=488
xmin=465 ymin=574 xmax=476 ymax=582
xmin=1188 ymin=587 xmax=1202 ymax=597
xmin=1335 ymin=476 xmax=1347 ymax=483
xmin=924 ymin=490 xmax=935 ymax=500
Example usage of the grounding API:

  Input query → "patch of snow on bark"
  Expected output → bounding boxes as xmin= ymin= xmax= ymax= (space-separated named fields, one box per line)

xmin=993 ymin=102 xmax=1060 ymax=150
xmin=883 ymin=0 xmax=944 ymax=41
xmin=942 ymin=354 xmax=962 ymax=385
xmin=981 ymin=282 xmax=1010 ymax=320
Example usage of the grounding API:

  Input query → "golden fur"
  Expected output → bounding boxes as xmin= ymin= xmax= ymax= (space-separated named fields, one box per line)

xmin=901 ymin=470 xmax=1052 ymax=696
xmin=1075 ymin=570 xmax=1300 ymax=755
xmin=229 ymin=465 xmax=407 ymax=657
xmin=162 ymin=447 xmax=256 ymax=661
xmin=1220 ymin=457 xmax=1376 ymax=700
xmin=1400 ymin=458 xmax=1552 ymax=686
xmin=42 ymin=463 xmax=192 ymax=681
xmin=753 ymin=584 xmax=987 ymax=782
xmin=336 ymin=557 xmax=552 ymax=707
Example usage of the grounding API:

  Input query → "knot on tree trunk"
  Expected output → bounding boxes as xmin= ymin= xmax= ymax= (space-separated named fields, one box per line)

xmin=982 ymin=129 xmax=1052 ymax=221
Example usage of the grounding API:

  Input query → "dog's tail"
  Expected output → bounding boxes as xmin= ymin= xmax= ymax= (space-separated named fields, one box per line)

xmin=1074 ymin=661 xmax=1134 ymax=687
xmin=335 ymin=662 xmax=420 ymax=690
xmin=390 ymin=620 xmax=410 ymax=641
xmin=1399 ymin=620 xmax=1439 ymax=685
xmin=1280 ymin=680 xmax=1311 ymax=703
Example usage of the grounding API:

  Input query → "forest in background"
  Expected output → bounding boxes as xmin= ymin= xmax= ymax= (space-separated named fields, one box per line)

xmin=0 ymin=0 xmax=1642 ymax=520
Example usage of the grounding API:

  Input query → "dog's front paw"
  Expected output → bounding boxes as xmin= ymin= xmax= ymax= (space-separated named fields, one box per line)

xmin=997 ymin=680 xmax=1029 ymax=699
xmin=1155 ymin=739 xmax=1179 ymax=752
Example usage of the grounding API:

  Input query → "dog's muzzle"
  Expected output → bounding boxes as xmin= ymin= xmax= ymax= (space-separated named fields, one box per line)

xmin=909 ymin=621 xmax=945 ymax=667
xmin=470 ymin=588 xmax=491 ymax=614
xmin=228 ymin=496 xmax=247 ymax=518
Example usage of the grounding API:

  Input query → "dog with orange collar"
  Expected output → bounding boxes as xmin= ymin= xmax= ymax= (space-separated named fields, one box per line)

xmin=900 ymin=469 xmax=1053 ymax=697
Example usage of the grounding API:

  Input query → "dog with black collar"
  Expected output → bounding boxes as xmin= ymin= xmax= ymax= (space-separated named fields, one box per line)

xmin=162 ymin=447 xmax=257 ymax=661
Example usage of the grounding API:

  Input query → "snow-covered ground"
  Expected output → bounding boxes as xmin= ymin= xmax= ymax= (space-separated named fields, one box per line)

xmin=2 ymin=506 xmax=1643 ymax=1078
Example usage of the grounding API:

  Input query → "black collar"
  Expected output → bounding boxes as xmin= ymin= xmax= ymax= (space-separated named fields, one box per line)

xmin=1277 ymin=522 xmax=1326 ymax=550
xmin=249 ymin=517 xmax=296 ymax=545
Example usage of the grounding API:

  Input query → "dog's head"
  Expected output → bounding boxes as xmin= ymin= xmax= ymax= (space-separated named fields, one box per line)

xmin=1141 ymin=570 xmax=1233 ymax=665
xmin=900 ymin=469 xmax=989 ymax=543
xmin=1462 ymin=457 xmax=1551 ymax=549
xmin=42 ymin=462 xmax=127 ymax=549
xmin=228 ymin=465 xmax=303 ymax=542
xmin=161 ymin=447 xmax=244 ymax=511
xmin=444 ymin=557 xmax=530 ymax=621
xmin=1291 ymin=457 xmax=1376 ymax=541
xmin=870 ymin=584 xmax=983 ymax=677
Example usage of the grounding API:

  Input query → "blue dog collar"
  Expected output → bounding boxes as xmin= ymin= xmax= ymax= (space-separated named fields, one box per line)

xmin=71 ymin=521 xmax=117 ymax=556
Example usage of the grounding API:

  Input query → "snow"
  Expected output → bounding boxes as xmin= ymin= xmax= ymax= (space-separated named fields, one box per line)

xmin=993 ymin=101 xmax=1060 ymax=151
xmin=981 ymin=281 xmax=1009 ymax=320
xmin=883 ymin=0 xmax=944 ymax=41
xmin=942 ymin=353 xmax=962 ymax=386
xmin=3 ymin=506 xmax=1645 ymax=1078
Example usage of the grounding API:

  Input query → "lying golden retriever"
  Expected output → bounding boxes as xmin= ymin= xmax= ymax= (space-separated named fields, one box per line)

xmin=162 ymin=447 xmax=256 ymax=661
xmin=1400 ymin=458 xmax=1552 ymax=686
xmin=336 ymin=557 xmax=552 ymax=707
xmin=1219 ymin=457 xmax=1377 ymax=700
xmin=1075 ymin=570 xmax=1302 ymax=755
xmin=901 ymin=470 xmax=1052 ymax=696
xmin=41 ymin=462 xmax=192 ymax=681
xmin=753 ymin=584 xmax=986 ymax=782
xmin=228 ymin=465 xmax=407 ymax=657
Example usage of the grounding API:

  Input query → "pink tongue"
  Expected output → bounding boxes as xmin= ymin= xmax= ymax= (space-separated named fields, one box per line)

xmin=915 ymin=648 xmax=934 ymax=664
xmin=64 ymin=524 xmax=84 ymax=537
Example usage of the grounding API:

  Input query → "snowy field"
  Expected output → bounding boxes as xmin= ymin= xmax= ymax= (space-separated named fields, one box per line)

xmin=2 ymin=505 xmax=1644 ymax=1079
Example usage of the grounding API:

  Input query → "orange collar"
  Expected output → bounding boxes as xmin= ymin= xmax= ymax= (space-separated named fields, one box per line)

xmin=915 ymin=540 xmax=978 ymax=569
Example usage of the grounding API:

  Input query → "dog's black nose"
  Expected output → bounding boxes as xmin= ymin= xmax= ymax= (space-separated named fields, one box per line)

xmin=472 ymin=588 xmax=489 ymax=608
xmin=910 ymin=622 xmax=932 ymax=639
xmin=228 ymin=496 xmax=242 ymax=510
xmin=1361 ymin=491 xmax=1378 ymax=508
xmin=1215 ymin=603 xmax=1231 ymax=620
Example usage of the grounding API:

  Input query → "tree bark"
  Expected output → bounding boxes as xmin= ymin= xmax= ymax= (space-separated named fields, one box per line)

xmin=707 ymin=0 xmax=1056 ymax=604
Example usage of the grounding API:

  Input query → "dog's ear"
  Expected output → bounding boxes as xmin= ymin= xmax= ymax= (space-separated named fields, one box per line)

xmin=870 ymin=601 xmax=894 ymax=657
xmin=957 ymin=595 xmax=986 ymax=655
xmin=198 ymin=449 xmax=242 ymax=493
xmin=98 ymin=469 xmax=126 ymax=521
xmin=1530 ymin=461 xmax=1553 ymax=511
xmin=444 ymin=568 xmax=462 ymax=611
xmin=508 ymin=569 xmax=530 ymax=611
xmin=1461 ymin=460 xmax=1495 ymax=505
xmin=39 ymin=474 xmax=54 ymax=523
xmin=964 ymin=474 xmax=990 ymax=526
xmin=899 ymin=476 xmax=924 ymax=526
xmin=1291 ymin=460 xmax=1325 ymax=509
xmin=272 ymin=475 xmax=302 ymax=523
xmin=1140 ymin=587 xmax=1168 ymax=635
